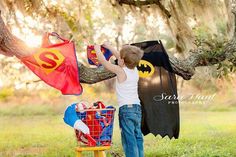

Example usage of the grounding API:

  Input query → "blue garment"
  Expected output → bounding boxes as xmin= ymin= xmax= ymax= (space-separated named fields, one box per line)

xmin=63 ymin=103 xmax=86 ymax=128
xmin=100 ymin=124 xmax=113 ymax=141
xmin=96 ymin=106 xmax=115 ymax=142
xmin=119 ymin=104 xmax=144 ymax=157
xmin=88 ymin=47 xmax=112 ymax=66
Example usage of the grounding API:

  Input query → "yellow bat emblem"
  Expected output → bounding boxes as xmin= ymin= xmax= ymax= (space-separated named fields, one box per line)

xmin=137 ymin=60 xmax=154 ymax=78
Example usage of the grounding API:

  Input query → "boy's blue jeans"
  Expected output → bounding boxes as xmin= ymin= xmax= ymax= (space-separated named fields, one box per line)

xmin=119 ymin=104 xmax=144 ymax=157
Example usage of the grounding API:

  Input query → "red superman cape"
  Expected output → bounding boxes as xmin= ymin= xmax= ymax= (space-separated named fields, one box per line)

xmin=20 ymin=32 xmax=83 ymax=95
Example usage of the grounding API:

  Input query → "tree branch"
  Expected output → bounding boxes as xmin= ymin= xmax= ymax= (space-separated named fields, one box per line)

xmin=78 ymin=63 xmax=116 ymax=84
xmin=117 ymin=0 xmax=171 ymax=18
xmin=0 ymin=12 xmax=116 ymax=84
xmin=0 ymin=11 xmax=235 ymax=82
xmin=118 ymin=0 xmax=158 ymax=6
xmin=0 ymin=14 xmax=34 ymax=58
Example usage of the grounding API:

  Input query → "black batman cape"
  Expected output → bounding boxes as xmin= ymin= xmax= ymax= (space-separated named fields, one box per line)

xmin=131 ymin=40 xmax=180 ymax=139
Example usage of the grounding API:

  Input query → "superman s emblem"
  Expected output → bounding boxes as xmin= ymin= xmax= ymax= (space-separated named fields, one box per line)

xmin=137 ymin=60 xmax=154 ymax=78
xmin=33 ymin=48 xmax=65 ymax=74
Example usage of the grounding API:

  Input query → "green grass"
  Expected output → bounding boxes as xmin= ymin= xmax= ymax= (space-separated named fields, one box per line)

xmin=0 ymin=110 xmax=236 ymax=157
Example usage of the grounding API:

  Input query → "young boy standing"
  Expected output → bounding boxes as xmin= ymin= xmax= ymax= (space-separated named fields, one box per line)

xmin=95 ymin=42 xmax=144 ymax=157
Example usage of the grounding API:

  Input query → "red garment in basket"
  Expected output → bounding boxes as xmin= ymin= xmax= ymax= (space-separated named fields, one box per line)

xmin=84 ymin=110 xmax=103 ymax=139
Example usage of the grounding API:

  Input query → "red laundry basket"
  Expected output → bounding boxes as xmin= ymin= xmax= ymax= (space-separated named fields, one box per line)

xmin=75 ymin=108 xmax=115 ymax=147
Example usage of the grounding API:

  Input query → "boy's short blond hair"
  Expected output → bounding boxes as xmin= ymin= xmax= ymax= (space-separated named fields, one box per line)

xmin=120 ymin=45 xmax=144 ymax=69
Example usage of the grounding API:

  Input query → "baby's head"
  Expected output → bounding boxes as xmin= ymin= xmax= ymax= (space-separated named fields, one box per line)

xmin=119 ymin=45 xmax=144 ymax=69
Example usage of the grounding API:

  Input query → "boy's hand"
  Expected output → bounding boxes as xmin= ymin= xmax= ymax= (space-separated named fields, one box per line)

xmin=94 ymin=44 xmax=106 ymax=64
xmin=94 ymin=44 xmax=101 ymax=53
xmin=102 ymin=41 xmax=112 ymax=49
xmin=102 ymin=41 xmax=120 ymax=59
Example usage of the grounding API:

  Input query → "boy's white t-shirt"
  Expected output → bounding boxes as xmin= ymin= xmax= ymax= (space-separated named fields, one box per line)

xmin=115 ymin=67 xmax=140 ymax=107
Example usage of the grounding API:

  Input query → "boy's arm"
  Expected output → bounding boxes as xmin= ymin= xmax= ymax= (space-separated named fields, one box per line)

xmin=102 ymin=41 xmax=120 ymax=59
xmin=94 ymin=45 xmax=122 ymax=75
